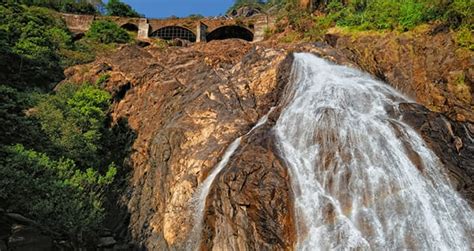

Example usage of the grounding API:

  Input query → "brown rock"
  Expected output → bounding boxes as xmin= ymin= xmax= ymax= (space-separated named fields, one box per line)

xmin=327 ymin=28 xmax=474 ymax=122
xmin=63 ymin=40 xmax=295 ymax=249
xmin=202 ymin=117 xmax=296 ymax=250
xmin=61 ymin=36 xmax=474 ymax=250
xmin=399 ymin=102 xmax=474 ymax=206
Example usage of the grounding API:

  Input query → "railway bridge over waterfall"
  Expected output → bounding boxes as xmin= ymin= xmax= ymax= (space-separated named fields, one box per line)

xmin=60 ymin=13 xmax=270 ymax=43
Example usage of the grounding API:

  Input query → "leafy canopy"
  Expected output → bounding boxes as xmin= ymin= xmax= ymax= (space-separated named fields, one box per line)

xmin=34 ymin=83 xmax=112 ymax=168
xmin=105 ymin=0 xmax=142 ymax=17
xmin=17 ymin=0 xmax=102 ymax=14
xmin=0 ymin=3 xmax=71 ymax=88
xmin=0 ymin=144 xmax=116 ymax=234
xmin=86 ymin=20 xmax=131 ymax=44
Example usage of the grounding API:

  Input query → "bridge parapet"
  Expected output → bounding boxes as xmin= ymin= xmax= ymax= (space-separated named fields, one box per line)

xmin=59 ymin=13 xmax=272 ymax=42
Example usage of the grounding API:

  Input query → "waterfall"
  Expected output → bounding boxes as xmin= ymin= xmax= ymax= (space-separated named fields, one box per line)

xmin=274 ymin=53 xmax=474 ymax=250
xmin=187 ymin=107 xmax=275 ymax=250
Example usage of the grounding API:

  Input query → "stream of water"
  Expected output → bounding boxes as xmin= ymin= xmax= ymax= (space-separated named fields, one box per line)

xmin=274 ymin=53 xmax=474 ymax=250
xmin=187 ymin=107 xmax=275 ymax=250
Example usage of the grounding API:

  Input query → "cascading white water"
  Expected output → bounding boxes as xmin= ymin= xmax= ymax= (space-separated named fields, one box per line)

xmin=274 ymin=53 xmax=474 ymax=250
xmin=187 ymin=107 xmax=275 ymax=249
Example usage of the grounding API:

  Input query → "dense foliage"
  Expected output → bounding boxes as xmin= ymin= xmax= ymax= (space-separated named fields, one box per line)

xmin=261 ymin=0 xmax=473 ymax=48
xmin=86 ymin=20 xmax=131 ymax=44
xmin=0 ymin=144 xmax=116 ymax=234
xmin=322 ymin=0 xmax=473 ymax=31
xmin=0 ymin=2 xmax=135 ymax=239
xmin=0 ymin=3 xmax=70 ymax=88
xmin=17 ymin=0 xmax=101 ymax=14
xmin=0 ymin=2 xmax=133 ymax=89
xmin=105 ymin=0 xmax=142 ymax=17
xmin=0 ymin=82 xmax=123 ymax=235
xmin=35 ymin=84 xmax=112 ymax=167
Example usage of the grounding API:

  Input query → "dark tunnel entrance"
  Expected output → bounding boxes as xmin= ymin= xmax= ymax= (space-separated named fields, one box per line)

xmin=149 ymin=26 xmax=196 ymax=42
xmin=206 ymin=26 xmax=254 ymax=42
xmin=121 ymin=23 xmax=139 ymax=32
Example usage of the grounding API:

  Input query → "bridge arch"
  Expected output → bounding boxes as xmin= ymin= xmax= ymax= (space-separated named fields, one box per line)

xmin=206 ymin=25 xmax=254 ymax=42
xmin=150 ymin=26 xmax=196 ymax=42
xmin=121 ymin=23 xmax=139 ymax=32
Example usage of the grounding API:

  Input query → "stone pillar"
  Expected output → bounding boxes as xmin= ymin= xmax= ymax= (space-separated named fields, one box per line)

xmin=253 ymin=15 xmax=270 ymax=42
xmin=196 ymin=22 xmax=208 ymax=43
xmin=138 ymin=18 xmax=149 ymax=39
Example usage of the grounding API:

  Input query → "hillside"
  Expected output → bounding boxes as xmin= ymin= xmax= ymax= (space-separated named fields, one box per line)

xmin=0 ymin=1 xmax=473 ymax=250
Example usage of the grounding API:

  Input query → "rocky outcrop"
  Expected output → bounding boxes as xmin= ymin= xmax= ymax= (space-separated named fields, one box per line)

xmin=201 ymin=114 xmax=296 ymax=250
xmin=326 ymin=27 xmax=473 ymax=122
xmin=62 ymin=36 xmax=473 ymax=250
xmin=399 ymin=103 xmax=474 ymax=206
xmin=65 ymin=40 xmax=294 ymax=249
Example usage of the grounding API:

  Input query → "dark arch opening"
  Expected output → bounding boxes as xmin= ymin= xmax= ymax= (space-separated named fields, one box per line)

xmin=206 ymin=25 xmax=254 ymax=42
xmin=149 ymin=26 xmax=196 ymax=42
xmin=121 ymin=23 xmax=139 ymax=32
xmin=72 ymin=32 xmax=85 ymax=42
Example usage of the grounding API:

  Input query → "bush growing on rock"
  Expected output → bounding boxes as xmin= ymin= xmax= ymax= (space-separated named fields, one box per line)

xmin=0 ymin=3 xmax=70 ymax=88
xmin=86 ymin=20 xmax=131 ymax=44
xmin=0 ymin=144 xmax=116 ymax=234
xmin=105 ymin=0 xmax=142 ymax=17
xmin=34 ymin=83 xmax=112 ymax=168
xmin=323 ymin=0 xmax=473 ymax=31
xmin=18 ymin=0 xmax=100 ymax=14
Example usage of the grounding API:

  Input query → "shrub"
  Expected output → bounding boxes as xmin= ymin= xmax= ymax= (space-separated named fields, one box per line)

xmin=0 ymin=85 xmax=49 ymax=149
xmin=455 ymin=25 xmax=474 ymax=50
xmin=398 ymin=1 xmax=425 ymax=30
xmin=313 ymin=0 xmax=473 ymax=31
xmin=86 ymin=20 xmax=131 ymax=44
xmin=105 ymin=0 xmax=142 ymax=17
xmin=19 ymin=0 xmax=100 ymax=15
xmin=0 ymin=3 xmax=70 ymax=88
xmin=0 ymin=144 xmax=116 ymax=234
xmin=34 ymin=83 xmax=111 ymax=168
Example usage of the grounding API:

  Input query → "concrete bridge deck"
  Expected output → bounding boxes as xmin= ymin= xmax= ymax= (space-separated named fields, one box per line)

xmin=60 ymin=13 xmax=270 ymax=42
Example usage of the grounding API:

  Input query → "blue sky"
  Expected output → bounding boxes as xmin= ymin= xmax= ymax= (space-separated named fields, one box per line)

xmin=118 ymin=0 xmax=235 ymax=18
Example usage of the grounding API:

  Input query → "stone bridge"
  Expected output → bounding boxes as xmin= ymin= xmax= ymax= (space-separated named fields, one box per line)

xmin=60 ymin=13 xmax=271 ymax=42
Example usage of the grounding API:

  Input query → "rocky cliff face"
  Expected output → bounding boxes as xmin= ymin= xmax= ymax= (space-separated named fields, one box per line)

xmin=325 ymin=27 xmax=473 ymax=122
xmin=63 ymin=34 xmax=473 ymax=250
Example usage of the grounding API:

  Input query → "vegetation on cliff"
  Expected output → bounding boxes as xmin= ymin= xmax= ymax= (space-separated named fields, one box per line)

xmin=237 ymin=0 xmax=472 ymax=49
xmin=0 ymin=2 xmax=135 ymax=241
xmin=86 ymin=20 xmax=131 ymax=44
xmin=14 ymin=0 xmax=143 ymax=17
xmin=17 ymin=0 xmax=100 ymax=14
xmin=105 ymin=0 xmax=142 ymax=17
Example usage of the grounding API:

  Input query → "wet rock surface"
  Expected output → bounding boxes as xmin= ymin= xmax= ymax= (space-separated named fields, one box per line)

xmin=66 ymin=40 xmax=293 ymax=249
xmin=201 ymin=116 xmax=296 ymax=250
xmin=327 ymin=29 xmax=473 ymax=122
xmin=61 ymin=36 xmax=474 ymax=250
xmin=399 ymin=103 xmax=474 ymax=206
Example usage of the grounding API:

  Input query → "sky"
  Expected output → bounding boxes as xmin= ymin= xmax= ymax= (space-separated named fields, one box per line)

xmin=117 ymin=0 xmax=235 ymax=18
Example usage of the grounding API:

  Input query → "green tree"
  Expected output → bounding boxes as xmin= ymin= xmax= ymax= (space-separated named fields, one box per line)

xmin=85 ymin=20 xmax=131 ymax=44
xmin=0 ymin=144 xmax=116 ymax=234
xmin=18 ymin=0 xmax=102 ymax=14
xmin=0 ymin=3 xmax=70 ymax=89
xmin=105 ymin=0 xmax=142 ymax=17
xmin=34 ymin=83 xmax=112 ymax=168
